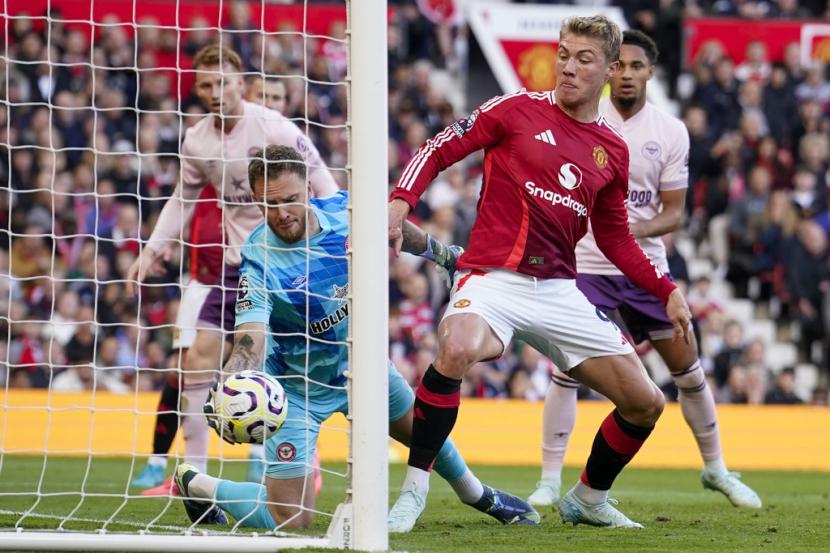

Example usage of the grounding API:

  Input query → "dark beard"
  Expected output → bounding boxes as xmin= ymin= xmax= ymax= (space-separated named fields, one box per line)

xmin=615 ymin=95 xmax=637 ymax=110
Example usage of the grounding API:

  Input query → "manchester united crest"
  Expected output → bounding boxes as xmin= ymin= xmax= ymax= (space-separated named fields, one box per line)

xmin=592 ymin=145 xmax=608 ymax=169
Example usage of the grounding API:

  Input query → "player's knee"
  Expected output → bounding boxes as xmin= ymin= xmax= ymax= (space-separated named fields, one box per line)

xmin=642 ymin=388 xmax=665 ymax=426
xmin=436 ymin=340 xmax=477 ymax=377
xmin=267 ymin=503 xmax=312 ymax=529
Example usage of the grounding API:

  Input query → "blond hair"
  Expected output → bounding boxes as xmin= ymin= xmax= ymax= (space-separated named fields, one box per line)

xmin=192 ymin=44 xmax=243 ymax=72
xmin=560 ymin=15 xmax=622 ymax=63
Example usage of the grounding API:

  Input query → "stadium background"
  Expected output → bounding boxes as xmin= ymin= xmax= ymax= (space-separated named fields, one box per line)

xmin=2 ymin=0 xmax=830 ymax=470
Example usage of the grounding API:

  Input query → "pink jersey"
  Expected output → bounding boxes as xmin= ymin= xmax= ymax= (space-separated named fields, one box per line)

xmin=148 ymin=101 xmax=337 ymax=265
xmin=390 ymin=90 xmax=676 ymax=304
xmin=576 ymin=99 xmax=690 ymax=276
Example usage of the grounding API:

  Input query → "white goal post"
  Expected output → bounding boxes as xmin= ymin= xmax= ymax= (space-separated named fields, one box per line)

xmin=0 ymin=0 xmax=389 ymax=550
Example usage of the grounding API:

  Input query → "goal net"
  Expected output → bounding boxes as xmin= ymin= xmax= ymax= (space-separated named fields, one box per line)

xmin=0 ymin=0 xmax=388 ymax=550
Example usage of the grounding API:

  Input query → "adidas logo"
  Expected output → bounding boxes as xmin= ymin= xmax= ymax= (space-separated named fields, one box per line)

xmin=534 ymin=129 xmax=556 ymax=145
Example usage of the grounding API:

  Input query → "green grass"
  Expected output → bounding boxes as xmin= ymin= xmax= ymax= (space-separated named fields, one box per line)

xmin=0 ymin=456 xmax=828 ymax=552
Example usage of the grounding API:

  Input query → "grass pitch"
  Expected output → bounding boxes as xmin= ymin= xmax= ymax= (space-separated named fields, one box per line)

xmin=0 ymin=456 xmax=828 ymax=552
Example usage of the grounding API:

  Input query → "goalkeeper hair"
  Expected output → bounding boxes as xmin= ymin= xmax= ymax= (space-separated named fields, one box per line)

xmin=248 ymin=145 xmax=307 ymax=187
xmin=193 ymin=44 xmax=243 ymax=72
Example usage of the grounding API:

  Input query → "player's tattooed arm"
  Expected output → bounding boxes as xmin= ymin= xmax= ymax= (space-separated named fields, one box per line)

xmin=223 ymin=322 xmax=266 ymax=376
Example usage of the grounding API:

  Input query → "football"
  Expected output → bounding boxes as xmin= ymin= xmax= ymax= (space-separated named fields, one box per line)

xmin=205 ymin=371 xmax=288 ymax=444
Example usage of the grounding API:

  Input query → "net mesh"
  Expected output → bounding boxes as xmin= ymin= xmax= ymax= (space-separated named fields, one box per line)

xmin=0 ymin=0 xmax=354 ymax=545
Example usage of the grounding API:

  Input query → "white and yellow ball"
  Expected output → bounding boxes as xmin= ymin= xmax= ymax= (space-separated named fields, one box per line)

xmin=207 ymin=371 xmax=287 ymax=444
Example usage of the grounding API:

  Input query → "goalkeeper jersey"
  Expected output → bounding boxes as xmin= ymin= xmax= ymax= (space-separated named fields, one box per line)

xmin=234 ymin=190 xmax=349 ymax=397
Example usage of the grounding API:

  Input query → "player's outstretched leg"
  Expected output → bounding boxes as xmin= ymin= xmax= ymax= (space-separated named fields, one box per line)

xmin=174 ymin=464 xmax=228 ymax=525
xmin=652 ymin=339 xmax=762 ymax=509
xmin=387 ymin=359 xmax=538 ymax=533
xmin=388 ymin=435 xmax=540 ymax=532
xmin=528 ymin=366 xmax=579 ymax=507
xmin=389 ymin=313 xmax=503 ymax=532
xmin=562 ymin=354 xmax=662 ymax=528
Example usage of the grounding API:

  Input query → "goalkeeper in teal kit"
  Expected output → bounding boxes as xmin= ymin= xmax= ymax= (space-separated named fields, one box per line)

xmin=175 ymin=145 xmax=539 ymax=530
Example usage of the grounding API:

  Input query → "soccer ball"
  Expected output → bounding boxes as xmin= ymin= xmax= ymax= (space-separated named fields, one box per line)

xmin=206 ymin=371 xmax=288 ymax=444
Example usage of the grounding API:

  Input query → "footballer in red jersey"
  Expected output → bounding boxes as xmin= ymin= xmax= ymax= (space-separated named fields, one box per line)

xmin=388 ymin=15 xmax=693 ymax=532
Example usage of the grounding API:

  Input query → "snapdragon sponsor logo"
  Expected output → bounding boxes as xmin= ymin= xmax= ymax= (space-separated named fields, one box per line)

xmin=524 ymin=181 xmax=588 ymax=217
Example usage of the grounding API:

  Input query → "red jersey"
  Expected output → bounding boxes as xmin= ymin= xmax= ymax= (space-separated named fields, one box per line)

xmin=390 ymin=90 xmax=676 ymax=304
xmin=190 ymin=186 xmax=224 ymax=284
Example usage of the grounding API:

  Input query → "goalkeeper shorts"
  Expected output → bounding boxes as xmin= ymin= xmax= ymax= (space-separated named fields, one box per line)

xmin=264 ymin=361 xmax=413 ymax=479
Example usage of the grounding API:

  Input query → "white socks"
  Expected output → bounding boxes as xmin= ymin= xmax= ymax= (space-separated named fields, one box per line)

xmin=541 ymin=367 xmax=579 ymax=481
xmin=402 ymin=466 xmax=431 ymax=497
xmin=672 ymin=360 xmax=725 ymax=468
xmin=188 ymin=471 xmax=220 ymax=499
xmin=704 ymin=457 xmax=728 ymax=476
xmin=449 ymin=469 xmax=485 ymax=504
xmin=574 ymin=480 xmax=608 ymax=505
xmin=147 ymin=455 xmax=168 ymax=469
xmin=182 ymin=381 xmax=212 ymax=472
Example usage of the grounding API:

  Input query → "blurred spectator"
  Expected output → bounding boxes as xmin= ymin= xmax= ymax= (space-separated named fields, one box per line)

xmin=740 ymin=338 xmax=770 ymax=404
xmin=762 ymin=64 xmax=797 ymax=143
xmin=735 ymin=40 xmax=770 ymax=83
xmin=764 ymin=367 xmax=803 ymax=404
xmin=713 ymin=319 xmax=744 ymax=389
xmin=726 ymin=165 xmax=771 ymax=297
xmin=785 ymin=220 xmax=830 ymax=362
xmin=693 ymin=57 xmax=741 ymax=137
xmin=397 ymin=271 xmax=434 ymax=344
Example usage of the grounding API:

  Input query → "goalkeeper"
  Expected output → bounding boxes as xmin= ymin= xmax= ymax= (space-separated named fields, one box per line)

xmin=174 ymin=145 xmax=540 ymax=529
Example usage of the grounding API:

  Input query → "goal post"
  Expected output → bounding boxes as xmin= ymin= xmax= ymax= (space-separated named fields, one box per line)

xmin=347 ymin=0 xmax=389 ymax=549
xmin=0 ymin=0 xmax=389 ymax=550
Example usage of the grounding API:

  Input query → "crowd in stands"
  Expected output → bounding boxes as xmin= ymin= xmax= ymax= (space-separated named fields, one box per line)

xmin=1 ymin=1 xmax=828 ymax=406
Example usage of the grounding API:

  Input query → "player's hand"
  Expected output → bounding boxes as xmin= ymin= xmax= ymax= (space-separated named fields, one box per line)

xmin=125 ymin=245 xmax=169 ymax=297
xmin=388 ymin=199 xmax=410 ymax=258
xmin=204 ymin=382 xmax=240 ymax=445
xmin=434 ymin=243 xmax=464 ymax=289
xmin=666 ymin=289 xmax=692 ymax=344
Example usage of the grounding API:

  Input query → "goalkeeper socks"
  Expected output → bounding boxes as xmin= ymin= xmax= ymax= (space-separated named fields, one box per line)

xmin=408 ymin=365 xmax=462 ymax=472
xmin=182 ymin=380 xmax=213 ymax=472
xmin=582 ymin=409 xmax=653 ymax=492
xmin=433 ymin=436 xmax=484 ymax=503
xmin=672 ymin=360 xmax=723 ymax=464
xmin=153 ymin=379 xmax=181 ymax=456
xmin=541 ymin=367 xmax=579 ymax=481
xmin=449 ymin=470 xmax=485 ymax=505
xmin=215 ymin=480 xmax=276 ymax=529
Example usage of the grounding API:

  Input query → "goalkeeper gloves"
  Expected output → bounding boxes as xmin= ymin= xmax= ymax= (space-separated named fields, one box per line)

xmin=424 ymin=234 xmax=463 ymax=289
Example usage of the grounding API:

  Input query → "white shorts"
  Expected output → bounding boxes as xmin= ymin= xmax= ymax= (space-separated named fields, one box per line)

xmin=442 ymin=269 xmax=634 ymax=370
xmin=172 ymin=278 xmax=212 ymax=350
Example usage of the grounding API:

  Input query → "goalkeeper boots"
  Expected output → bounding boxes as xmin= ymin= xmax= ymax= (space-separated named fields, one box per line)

xmin=701 ymin=470 xmax=762 ymax=508
xmin=175 ymin=463 xmax=228 ymax=526
xmin=131 ymin=462 xmax=166 ymax=489
xmin=527 ymin=478 xmax=561 ymax=507
xmin=472 ymin=485 xmax=541 ymax=526
xmin=559 ymin=489 xmax=643 ymax=528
